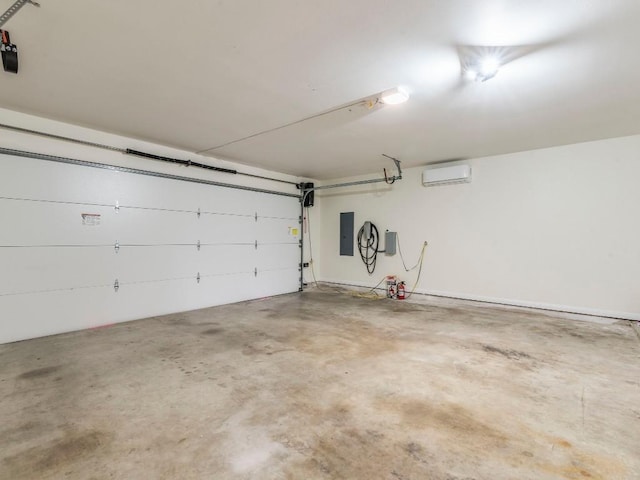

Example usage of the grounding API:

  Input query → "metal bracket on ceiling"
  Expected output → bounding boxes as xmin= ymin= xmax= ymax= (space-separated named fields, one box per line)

xmin=382 ymin=154 xmax=402 ymax=184
xmin=0 ymin=0 xmax=40 ymax=29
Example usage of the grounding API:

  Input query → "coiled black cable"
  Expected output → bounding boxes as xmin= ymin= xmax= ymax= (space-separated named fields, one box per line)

xmin=357 ymin=222 xmax=382 ymax=274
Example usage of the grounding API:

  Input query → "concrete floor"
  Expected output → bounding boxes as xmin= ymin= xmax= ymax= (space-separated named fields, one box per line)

xmin=1 ymin=290 xmax=639 ymax=480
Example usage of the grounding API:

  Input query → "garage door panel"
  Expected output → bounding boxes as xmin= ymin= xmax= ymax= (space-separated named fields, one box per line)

xmin=196 ymin=272 xmax=259 ymax=306
xmin=199 ymin=188 xmax=260 ymax=217
xmin=0 ymin=156 xmax=121 ymax=205
xmin=0 ymin=275 xmax=261 ymax=345
xmin=113 ymin=247 xmax=201 ymax=283
xmin=199 ymin=214 xmax=256 ymax=244
xmin=255 ymin=269 xmax=301 ymax=297
xmin=113 ymin=278 xmax=216 ymax=318
xmin=256 ymin=244 xmax=300 ymax=271
xmin=199 ymin=245 xmax=255 ymax=274
xmin=257 ymin=217 xmax=301 ymax=244
xmin=0 ymin=288 xmax=119 ymax=344
xmin=257 ymin=194 xmax=300 ymax=218
xmin=0 ymin=201 xmax=117 ymax=246
xmin=114 ymin=171 xmax=201 ymax=212
xmin=0 ymin=248 xmax=117 ymax=294
xmin=114 ymin=208 xmax=200 ymax=245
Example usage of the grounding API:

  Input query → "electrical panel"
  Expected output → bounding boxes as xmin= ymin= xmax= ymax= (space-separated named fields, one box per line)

xmin=385 ymin=231 xmax=397 ymax=255
xmin=339 ymin=212 xmax=354 ymax=256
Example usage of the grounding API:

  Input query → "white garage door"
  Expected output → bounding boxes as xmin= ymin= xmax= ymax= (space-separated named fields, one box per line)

xmin=0 ymin=151 xmax=302 ymax=344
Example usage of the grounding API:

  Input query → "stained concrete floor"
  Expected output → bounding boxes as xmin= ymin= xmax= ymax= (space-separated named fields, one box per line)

xmin=1 ymin=290 xmax=639 ymax=480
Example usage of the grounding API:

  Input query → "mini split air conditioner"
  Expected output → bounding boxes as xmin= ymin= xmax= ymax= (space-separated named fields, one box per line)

xmin=422 ymin=164 xmax=471 ymax=186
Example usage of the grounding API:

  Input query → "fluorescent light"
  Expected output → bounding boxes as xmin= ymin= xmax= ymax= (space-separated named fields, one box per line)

xmin=380 ymin=87 xmax=410 ymax=105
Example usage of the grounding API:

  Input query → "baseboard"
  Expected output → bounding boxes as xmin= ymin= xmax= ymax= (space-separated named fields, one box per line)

xmin=318 ymin=278 xmax=640 ymax=322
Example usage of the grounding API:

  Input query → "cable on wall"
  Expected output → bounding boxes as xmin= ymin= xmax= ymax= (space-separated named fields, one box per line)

xmin=396 ymin=233 xmax=428 ymax=298
xmin=397 ymin=233 xmax=426 ymax=272
xmin=357 ymin=222 xmax=384 ymax=274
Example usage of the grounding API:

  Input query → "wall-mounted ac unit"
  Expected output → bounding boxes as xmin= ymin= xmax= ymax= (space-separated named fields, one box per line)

xmin=422 ymin=164 xmax=471 ymax=186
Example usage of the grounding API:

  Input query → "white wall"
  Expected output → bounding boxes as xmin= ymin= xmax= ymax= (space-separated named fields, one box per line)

xmin=0 ymin=108 xmax=314 ymax=343
xmin=316 ymin=135 xmax=640 ymax=320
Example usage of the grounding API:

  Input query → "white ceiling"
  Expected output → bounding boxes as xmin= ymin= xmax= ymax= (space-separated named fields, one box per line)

xmin=1 ymin=0 xmax=639 ymax=179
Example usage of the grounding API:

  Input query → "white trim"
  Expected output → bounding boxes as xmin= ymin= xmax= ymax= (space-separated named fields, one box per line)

xmin=318 ymin=278 xmax=640 ymax=322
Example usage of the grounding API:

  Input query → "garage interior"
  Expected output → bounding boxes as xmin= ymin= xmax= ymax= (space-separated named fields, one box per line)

xmin=1 ymin=1 xmax=639 ymax=480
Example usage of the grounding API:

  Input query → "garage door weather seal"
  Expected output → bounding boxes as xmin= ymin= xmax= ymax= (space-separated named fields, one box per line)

xmin=0 ymin=147 xmax=299 ymax=198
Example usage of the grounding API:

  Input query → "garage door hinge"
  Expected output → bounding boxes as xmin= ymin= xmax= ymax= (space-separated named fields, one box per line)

xmin=197 ymin=240 xmax=201 ymax=251
xmin=114 ymin=241 xmax=120 ymax=253
xmin=113 ymin=279 xmax=119 ymax=292
xmin=255 ymin=212 xmax=258 ymax=222
xmin=254 ymin=267 xmax=258 ymax=277
xmin=196 ymin=272 xmax=200 ymax=284
xmin=254 ymin=240 xmax=258 ymax=250
xmin=197 ymin=208 xmax=201 ymax=219
xmin=299 ymin=215 xmax=302 ymax=224
xmin=114 ymin=201 xmax=119 ymax=213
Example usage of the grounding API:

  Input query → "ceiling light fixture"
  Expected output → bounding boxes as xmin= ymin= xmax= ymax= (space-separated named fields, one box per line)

xmin=479 ymin=57 xmax=500 ymax=79
xmin=199 ymin=86 xmax=410 ymax=153
xmin=380 ymin=87 xmax=410 ymax=105
xmin=465 ymin=56 xmax=501 ymax=82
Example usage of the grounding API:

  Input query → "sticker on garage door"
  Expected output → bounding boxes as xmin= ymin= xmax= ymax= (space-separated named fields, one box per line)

xmin=81 ymin=213 xmax=101 ymax=226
